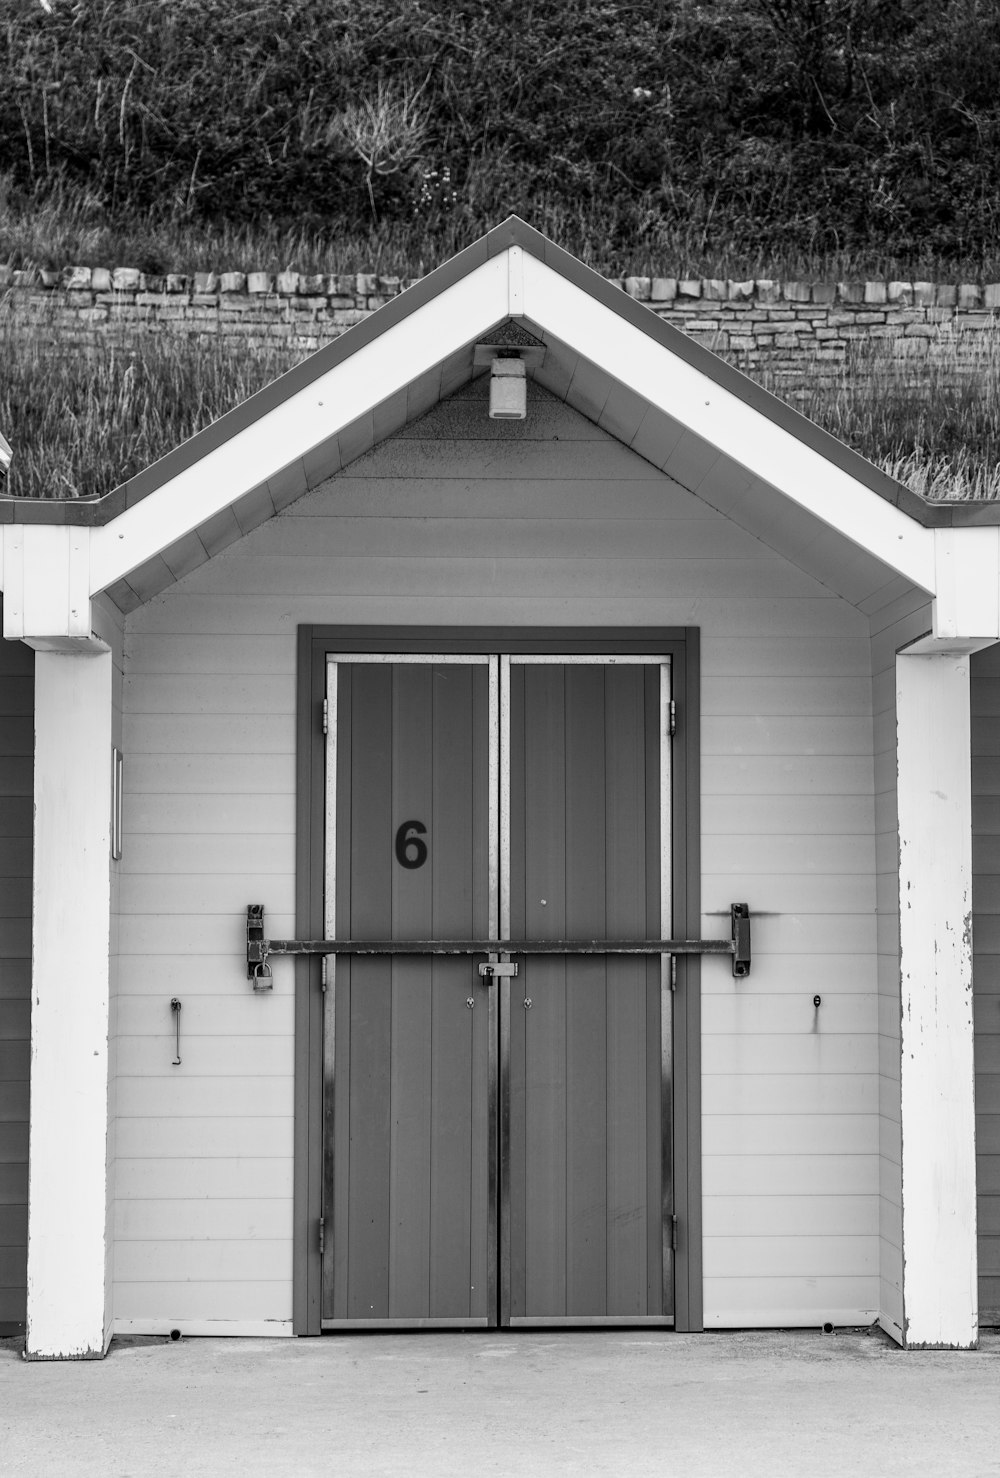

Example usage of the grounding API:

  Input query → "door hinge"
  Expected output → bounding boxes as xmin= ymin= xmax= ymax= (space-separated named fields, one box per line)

xmin=668 ymin=699 xmax=677 ymax=737
xmin=670 ymin=955 xmax=677 ymax=992
xmin=321 ymin=698 xmax=329 ymax=735
xmin=320 ymin=955 xmax=329 ymax=993
xmin=318 ymin=1216 xmax=325 ymax=1256
xmin=670 ymin=1214 xmax=678 ymax=1252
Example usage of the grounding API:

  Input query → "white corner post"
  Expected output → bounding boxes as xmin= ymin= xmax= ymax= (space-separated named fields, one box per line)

xmin=896 ymin=649 xmax=978 ymax=1349
xmin=26 ymin=643 xmax=114 ymax=1358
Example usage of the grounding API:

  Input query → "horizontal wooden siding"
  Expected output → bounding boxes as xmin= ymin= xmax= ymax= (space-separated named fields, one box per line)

xmin=116 ymin=379 xmax=880 ymax=1329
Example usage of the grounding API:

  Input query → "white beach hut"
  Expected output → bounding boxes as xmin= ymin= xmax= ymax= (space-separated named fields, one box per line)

xmin=0 ymin=219 xmax=995 ymax=1357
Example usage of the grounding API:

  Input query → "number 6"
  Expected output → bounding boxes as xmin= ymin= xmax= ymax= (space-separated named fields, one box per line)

xmin=395 ymin=819 xmax=428 ymax=870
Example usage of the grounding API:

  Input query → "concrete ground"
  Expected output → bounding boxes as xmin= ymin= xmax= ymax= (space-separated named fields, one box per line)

xmin=1 ymin=1328 xmax=998 ymax=1478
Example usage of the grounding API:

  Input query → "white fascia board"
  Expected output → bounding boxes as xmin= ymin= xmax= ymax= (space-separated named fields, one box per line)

xmin=89 ymin=254 xmax=511 ymax=594
xmin=0 ymin=525 xmax=19 ymax=614
xmin=2 ymin=523 xmax=95 ymax=645
xmin=522 ymin=254 xmax=936 ymax=593
xmin=932 ymin=525 xmax=1000 ymax=643
xmin=508 ymin=244 xmax=524 ymax=314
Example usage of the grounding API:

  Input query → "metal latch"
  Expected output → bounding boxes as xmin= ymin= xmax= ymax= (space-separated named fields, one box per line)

xmin=478 ymin=960 xmax=518 ymax=980
xmin=246 ymin=903 xmax=273 ymax=991
xmin=731 ymin=903 xmax=751 ymax=979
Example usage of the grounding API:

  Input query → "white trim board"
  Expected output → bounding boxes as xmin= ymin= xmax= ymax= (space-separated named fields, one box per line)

xmin=26 ymin=649 xmax=114 ymax=1358
xmin=704 ymin=1307 xmax=879 ymax=1329
xmin=113 ymin=1320 xmax=293 ymax=1340
xmin=896 ymin=651 xmax=978 ymax=1349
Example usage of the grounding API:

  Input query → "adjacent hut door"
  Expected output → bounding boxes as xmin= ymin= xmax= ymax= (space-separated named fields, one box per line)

xmin=321 ymin=653 xmax=671 ymax=1329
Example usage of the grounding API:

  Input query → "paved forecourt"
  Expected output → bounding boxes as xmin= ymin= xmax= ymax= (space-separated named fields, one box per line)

xmin=1 ymin=1329 xmax=998 ymax=1477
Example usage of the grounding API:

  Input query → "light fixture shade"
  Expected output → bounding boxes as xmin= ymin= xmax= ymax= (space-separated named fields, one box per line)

xmin=489 ymin=357 xmax=527 ymax=419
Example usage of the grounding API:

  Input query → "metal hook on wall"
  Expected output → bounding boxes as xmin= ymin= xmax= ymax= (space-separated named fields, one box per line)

xmin=170 ymin=998 xmax=182 ymax=1066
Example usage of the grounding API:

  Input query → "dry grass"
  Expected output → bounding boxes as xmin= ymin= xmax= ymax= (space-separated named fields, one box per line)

xmin=737 ymin=328 xmax=1000 ymax=501
xmin=0 ymin=313 xmax=302 ymax=500
xmin=2 ymin=309 xmax=998 ymax=503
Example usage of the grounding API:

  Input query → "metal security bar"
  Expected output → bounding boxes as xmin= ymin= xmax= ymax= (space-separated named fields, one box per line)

xmin=246 ymin=902 xmax=751 ymax=987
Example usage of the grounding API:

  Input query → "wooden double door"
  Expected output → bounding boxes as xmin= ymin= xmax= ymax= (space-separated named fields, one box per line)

xmin=321 ymin=653 xmax=672 ymax=1328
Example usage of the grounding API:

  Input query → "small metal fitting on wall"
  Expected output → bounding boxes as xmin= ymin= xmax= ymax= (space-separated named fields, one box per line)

xmin=170 ymin=998 xmax=182 ymax=1066
xmin=111 ymin=748 xmax=124 ymax=860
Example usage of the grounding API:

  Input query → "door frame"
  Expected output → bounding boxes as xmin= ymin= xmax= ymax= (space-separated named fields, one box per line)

xmin=293 ymin=626 xmax=703 ymax=1335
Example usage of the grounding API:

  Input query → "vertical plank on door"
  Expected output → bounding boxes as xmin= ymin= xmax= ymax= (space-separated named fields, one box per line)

xmin=429 ymin=665 xmax=478 ymax=1318
xmin=605 ymin=665 xmax=649 ymax=1316
xmin=470 ymin=665 xmax=491 ymax=1319
xmin=644 ymin=665 xmax=665 ymax=1314
xmin=508 ymin=665 xmax=528 ymax=1318
xmin=564 ymin=666 xmax=608 ymax=1316
xmin=388 ymin=666 xmax=433 ymax=1317
xmin=329 ymin=666 xmax=352 ymax=1318
xmin=522 ymin=664 xmax=568 ymax=1318
xmin=344 ymin=666 xmax=393 ymax=1319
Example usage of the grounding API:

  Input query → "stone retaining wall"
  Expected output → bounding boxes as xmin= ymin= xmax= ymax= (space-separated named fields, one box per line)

xmin=2 ymin=263 xmax=998 ymax=381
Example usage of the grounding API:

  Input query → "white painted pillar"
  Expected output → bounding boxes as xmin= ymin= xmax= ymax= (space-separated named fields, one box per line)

xmin=26 ymin=648 xmax=113 ymax=1358
xmin=896 ymin=651 xmax=977 ymax=1349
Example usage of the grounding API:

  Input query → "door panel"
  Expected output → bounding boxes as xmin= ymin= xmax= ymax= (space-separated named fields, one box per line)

xmin=323 ymin=652 xmax=670 ymax=1329
xmin=506 ymin=662 xmax=669 ymax=1323
xmin=323 ymin=660 xmax=493 ymax=1326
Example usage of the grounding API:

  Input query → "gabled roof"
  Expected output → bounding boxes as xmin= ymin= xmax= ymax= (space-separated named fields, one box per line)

xmin=3 ymin=215 xmax=986 ymax=615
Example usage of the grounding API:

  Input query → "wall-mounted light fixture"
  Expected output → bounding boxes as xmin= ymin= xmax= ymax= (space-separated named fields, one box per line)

xmin=489 ymin=356 xmax=527 ymax=420
xmin=474 ymin=320 xmax=546 ymax=423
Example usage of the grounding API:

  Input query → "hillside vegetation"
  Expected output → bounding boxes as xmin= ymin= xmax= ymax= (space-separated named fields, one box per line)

xmin=2 ymin=0 xmax=1000 ymax=277
xmin=2 ymin=0 xmax=998 ymax=503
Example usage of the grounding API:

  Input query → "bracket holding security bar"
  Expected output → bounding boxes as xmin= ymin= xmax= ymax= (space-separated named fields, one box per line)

xmin=246 ymin=902 xmax=751 ymax=987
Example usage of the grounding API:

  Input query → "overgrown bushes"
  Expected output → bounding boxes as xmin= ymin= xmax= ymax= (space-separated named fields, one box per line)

xmin=2 ymin=0 xmax=1000 ymax=275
